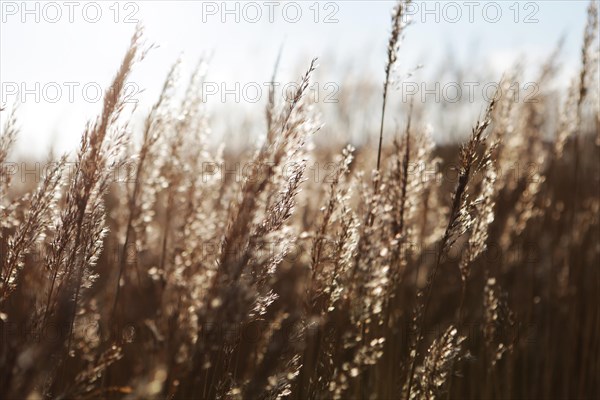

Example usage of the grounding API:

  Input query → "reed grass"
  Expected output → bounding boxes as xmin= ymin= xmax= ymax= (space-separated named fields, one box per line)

xmin=0 ymin=2 xmax=598 ymax=399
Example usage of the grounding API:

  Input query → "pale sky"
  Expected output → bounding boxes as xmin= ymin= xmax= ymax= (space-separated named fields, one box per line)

xmin=0 ymin=1 xmax=593 ymax=157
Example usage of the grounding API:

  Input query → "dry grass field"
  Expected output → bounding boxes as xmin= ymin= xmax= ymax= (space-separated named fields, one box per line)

xmin=1 ymin=1 xmax=599 ymax=399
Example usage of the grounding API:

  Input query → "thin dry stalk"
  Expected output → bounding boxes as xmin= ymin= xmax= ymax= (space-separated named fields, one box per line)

xmin=376 ymin=0 xmax=411 ymax=172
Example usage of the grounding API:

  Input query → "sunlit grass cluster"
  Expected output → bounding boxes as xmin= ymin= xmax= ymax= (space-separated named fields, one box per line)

xmin=1 ymin=1 xmax=599 ymax=399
